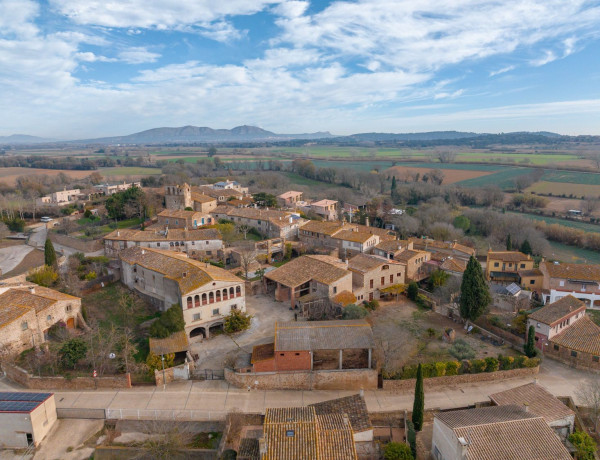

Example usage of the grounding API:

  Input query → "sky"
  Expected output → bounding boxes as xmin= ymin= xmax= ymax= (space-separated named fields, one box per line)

xmin=1 ymin=0 xmax=600 ymax=139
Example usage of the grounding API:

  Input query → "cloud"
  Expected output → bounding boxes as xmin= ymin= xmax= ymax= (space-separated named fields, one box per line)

xmin=117 ymin=47 xmax=160 ymax=64
xmin=530 ymin=50 xmax=556 ymax=67
xmin=490 ymin=65 xmax=516 ymax=77
xmin=434 ymin=89 xmax=464 ymax=100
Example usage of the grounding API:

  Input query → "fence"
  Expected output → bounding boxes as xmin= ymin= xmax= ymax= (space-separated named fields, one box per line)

xmin=191 ymin=369 xmax=225 ymax=380
xmin=105 ymin=408 xmax=228 ymax=421
xmin=57 ymin=407 xmax=106 ymax=419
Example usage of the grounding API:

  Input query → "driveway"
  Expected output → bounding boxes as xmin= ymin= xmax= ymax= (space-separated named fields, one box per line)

xmin=190 ymin=294 xmax=295 ymax=369
xmin=0 ymin=244 xmax=34 ymax=274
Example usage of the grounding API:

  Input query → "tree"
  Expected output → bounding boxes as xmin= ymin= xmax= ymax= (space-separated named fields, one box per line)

xmin=59 ymin=338 xmax=88 ymax=369
xmin=568 ymin=431 xmax=596 ymax=460
xmin=208 ymin=146 xmax=217 ymax=157
xmin=406 ymin=420 xmax=417 ymax=459
xmin=576 ymin=379 xmax=600 ymax=433
xmin=520 ymin=239 xmax=532 ymax=255
xmin=224 ymin=309 xmax=253 ymax=334
xmin=506 ymin=234 xmax=512 ymax=251
xmin=452 ymin=215 xmax=470 ymax=232
xmin=236 ymin=224 xmax=252 ymax=240
xmin=459 ymin=256 xmax=491 ymax=321
xmin=237 ymin=243 xmax=257 ymax=280
xmin=44 ymin=238 xmax=57 ymax=267
xmin=412 ymin=363 xmax=424 ymax=431
xmin=407 ymin=282 xmax=419 ymax=301
xmin=0 ymin=221 xmax=9 ymax=239
xmin=524 ymin=325 xmax=536 ymax=358
xmin=391 ymin=176 xmax=397 ymax=191
xmin=146 ymin=352 xmax=174 ymax=375
xmin=380 ymin=284 xmax=406 ymax=302
xmin=383 ymin=442 xmax=413 ymax=460
xmin=252 ymin=192 xmax=277 ymax=208
xmin=342 ymin=304 xmax=369 ymax=319
xmin=150 ymin=304 xmax=185 ymax=339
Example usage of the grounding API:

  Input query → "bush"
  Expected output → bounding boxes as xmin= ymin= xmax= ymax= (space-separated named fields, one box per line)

xmin=407 ymin=282 xmax=419 ymax=301
xmin=401 ymin=365 xmax=418 ymax=380
xmin=342 ymin=304 xmax=369 ymax=319
xmin=84 ymin=271 xmax=97 ymax=281
xmin=484 ymin=357 xmax=499 ymax=372
xmin=448 ymin=339 xmax=476 ymax=360
xmin=421 ymin=362 xmax=438 ymax=378
xmin=470 ymin=359 xmax=486 ymax=373
xmin=426 ymin=327 xmax=436 ymax=337
xmin=59 ymin=338 xmax=88 ymax=369
xmin=364 ymin=299 xmax=379 ymax=311
xmin=149 ymin=304 xmax=185 ymax=338
xmin=498 ymin=355 xmax=514 ymax=370
xmin=445 ymin=361 xmax=460 ymax=376
xmin=384 ymin=442 xmax=414 ymax=460
xmin=224 ymin=309 xmax=253 ymax=334
xmin=513 ymin=355 xmax=527 ymax=368
xmin=435 ymin=361 xmax=446 ymax=377
xmin=27 ymin=265 xmax=59 ymax=287
xmin=568 ymin=431 xmax=597 ymax=460
xmin=524 ymin=357 xmax=540 ymax=368
xmin=146 ymin=352 xmax=174 ymax=376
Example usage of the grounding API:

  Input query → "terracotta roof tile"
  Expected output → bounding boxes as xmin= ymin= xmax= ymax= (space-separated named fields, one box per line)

xmin=190 ymin=192 xmax=217 ymax=203
xmin=440 ymin=257 xmax=467 ymax=273
xmin=264 ymin=255 xmax=350 ymax=288
xmin=528 ymin=295 xmax=586 ymax=325
xmin=487 ymin=251 xmax=531 ymax=263
xmin=300 ymin=220 xmax=348 ymax=236
xmin=375 ymin=240 xmax=409 ymax=253
xmin=316 ymin=414 xmax=357 ymax=460
xmin=394 ymin=249 xmax=428 ymax=262
xmin=550 ymin=315 xmax=600 ymax=355
xmin=436 ymin=404 xmax=538 ymax=429
xmin=542 ymin=262 xmax=600 ymax=282
xmin=332 ymin=230 xmax=376 ymax=243
xmin=489 ymin=383 xmax=574 ymax=424
xmin=310 ymin=394 xmax=372 ymax=433
xmin=275 ymin=320 xmax=374 ymax=351
xmin=348 ymin=253 xmax=399 ymax=273
xmin=104 ymin=227 xmax=221 ymax=242
xmin=278 ymin=191 xmax=303 ymax=199
xmin=158 ymin=209 xmax=203 ymax=219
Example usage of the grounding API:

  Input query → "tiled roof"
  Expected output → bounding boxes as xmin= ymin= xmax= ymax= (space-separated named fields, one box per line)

xmin=375 ymin=240 xmax=408 ymax=253
xmin=312 ymin=199 xmax=338 ymax=206
xmin=220 ymin=207 xmax=295 ymax=228
xmin=528 ymin=295 xmax=586 ymax=326
xmin=300 ymin=220 xmax=348 ymax=236
xmin=518 ymin=268 xmax=543 ymax=277
xmin=0 ymin=303 xmax=30 ymax=329
xmin=198 ymin=186 xmax=244 ymax=198
xmin=487 ymin=251 xmax=531 ymax=262
xmin=542 ymin=262 xmax=600 ymax=282
xmin=332 ymin=230 xmax=375 ymax=243
xmin=13 ymin=285 xmax=77 ymax=302
xmin=440 ymin=257 xmax=467 ymax=273
xmin=348 ymin=253 xmax=398 ymax=273
xmin=104 ymin=227 xmax=221 ymax=242
xmin=550 ymin=315 xmax=600 ymax=355
xmin=275 ymin=320 xmax=374 ymax=351
xmin=394 ymin=249 xmax=428 ymax=262
xmin=315 ymin=413 xmax=357 ymax=460
xmin=158 ymin=209 xmax=202 ymax=219
xmin=354 ymin=224 xmax=395 ymax=240
xmin=409 ymin=237 xmax=475 ymax=256
xmin=0 ymin=289 xmax=55 ymax=314
xmin=264 ymin=255 xmax=350 ymax=288
xmin=119 ymin=247 xmax=242 ymax=294
xmin=238 ymin=438 xmax=260 ymax=460
xmin=310 ymin=394 xmax=372 ymax=433
xmin=228 ymin=197 xmax=254 ymax=207
xmin=453 ymin=416 xmax=571 ymax=460
xmin=489 ymin=383 xmax=574 ymax=424
xmin=149 ymin=331 xmax=189 ymax=355
xmin=251 ymin=343 xmax=275 ymax=363
xmin=278 ymin=191 xmax=303 ymax=199
xmin=436 ymin=404 xmax=538 ymax=429
xmin=191 ymin=192 xmax=217 ymax=203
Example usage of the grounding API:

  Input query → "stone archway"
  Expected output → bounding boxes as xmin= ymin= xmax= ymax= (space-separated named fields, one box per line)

xmin=189 ymin=327 xmax=206 ymax=340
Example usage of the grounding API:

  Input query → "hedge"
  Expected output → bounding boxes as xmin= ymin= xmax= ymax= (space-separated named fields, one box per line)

xmin=382 ymin=354 xmax=540 ymax=380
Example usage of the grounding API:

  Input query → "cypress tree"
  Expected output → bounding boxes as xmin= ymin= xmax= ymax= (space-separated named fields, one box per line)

xmin=506 ymin=234 xmax=512 ymax=250
xmin=391 ymin=176 xmax=397 ymax=191
xmin=525 ymin=325 xmax=537 ymax=357
xmin=406 ymin=420 xmax=417 ymax=458
xmin=520 ymin=239 xmax=532 ymax=255
xmin=459 ymin=256 xmax=491 ymax=321
xmin=412 ymin=363 xmax=424 ymax=431
xmin=44 ymin=238 xmax=57 ymax=267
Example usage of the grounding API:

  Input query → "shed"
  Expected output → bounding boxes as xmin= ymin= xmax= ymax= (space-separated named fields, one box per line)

xmin=0 ymin=392 xmax=57 ymax=448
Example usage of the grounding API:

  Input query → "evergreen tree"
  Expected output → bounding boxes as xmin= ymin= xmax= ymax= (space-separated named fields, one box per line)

xmin=524 ymin=325 xmax=537 ymax=358
xmin=406 ymin=420 xmax=417 ymax=459
xmin=407 ymin=281 xmax=419 ymax=301
xmin=391 ymin=176 xmax=397 ymax=191
xmin=506 ymin=234 xmax=512 ymax=250
xmin=459 ymin=256 xmax=491 ymax=321
xmin=412 ymin=363 xmax=424 ymax=431
xmin=44 ymin=238 xmax=57 ymax=267
xmin=520 ymin=239 xmax=532 ymax=255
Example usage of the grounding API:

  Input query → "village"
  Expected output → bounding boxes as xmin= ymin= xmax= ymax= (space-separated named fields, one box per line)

xmin=0 ymin=177 xmax=598 ymax=460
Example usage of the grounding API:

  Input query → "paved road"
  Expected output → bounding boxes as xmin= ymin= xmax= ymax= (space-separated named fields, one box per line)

xmin=13 ymin=359 xmax=592 ymax=421
xmin=0 ymin=245 xmax=34 ymax=274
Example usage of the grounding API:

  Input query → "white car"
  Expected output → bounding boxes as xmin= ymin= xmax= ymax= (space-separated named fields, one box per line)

xmin=40 ymin=216 xmax=53 ymax=223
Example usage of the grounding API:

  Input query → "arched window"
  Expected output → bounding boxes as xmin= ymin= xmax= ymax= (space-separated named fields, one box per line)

xmin=209 ymin=292 xmax=214 ymax=304
xmin=229 ymin=287 xmax=234 ymax=297
xmin=202 ymin=293 xmax=207 ymax=305
xmin=194 ymin=295 xmax=200 ymax=307
xmin=236 ymin=286 xmax=241 ymax=297
xmin=187 ymin=297 xmax=193 ymax=309
xmin=223 ymin=289 xmax=228 ymax=300
xmin=216 ymin=290 xmax=221 ymax=302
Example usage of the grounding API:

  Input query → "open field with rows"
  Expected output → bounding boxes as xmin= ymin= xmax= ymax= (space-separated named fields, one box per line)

xmin=527 ymin=181 xmax=600 ymax=197
xmin=507 ymin=211 xmax=600 ymax=233
xmin=386 ymin=165 xmax=494 ymax=184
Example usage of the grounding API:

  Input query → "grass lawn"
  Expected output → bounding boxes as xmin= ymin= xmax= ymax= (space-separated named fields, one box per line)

xmin=547 ymin=241 xmax=600 ymax=264
xmin=527 ymin=181 xmax=600 ymax=197
xmin=507 ymin=212 xmax=600 ymax=233
xmin=588 ymin=310 xmax=600 ymax=326
xmin=97 ymin=217 xmax=143 ymax=233
xmin=543 ymin=170 xmax=600 ymax=185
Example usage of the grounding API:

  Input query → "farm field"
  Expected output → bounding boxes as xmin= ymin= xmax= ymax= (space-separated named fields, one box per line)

xmin=0 ymin=167 xmax=93 ymax=185
xmin=99 ymin=166 xmax=161 ymax=176
xmin=385 ymin=166 xmax=493 ymax=184
xmin=542 ymin=170 xmax=600 ymax=185
xmin=507 ymin=211 xmax=600 ymax=233
xmin=548 ymin=241 xmax=600 ymax=264
xmin=527 ymin=181 xmax=600 ymax=198
xmin=456 ymin=167 xmax=536 ymax=189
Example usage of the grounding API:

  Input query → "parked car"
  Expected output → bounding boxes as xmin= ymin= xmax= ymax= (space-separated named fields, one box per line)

xmin=40 ymin=216 xmax=53 ymax=223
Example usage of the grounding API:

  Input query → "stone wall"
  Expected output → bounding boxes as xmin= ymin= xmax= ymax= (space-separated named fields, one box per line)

xmin=2 ymin=363 xmax=131 ymax=390
xmin=154 ymin=361 xmax=193 ymax=386
xmin=544 ymin=347 xmax=600 ymax=373
xmin=382 ymin=366 xmax=539 ymax=392
xmin=49 ymin=232 xmax=103 ymax=253
xmin=225 ymin=368 xmax=378 ymax=390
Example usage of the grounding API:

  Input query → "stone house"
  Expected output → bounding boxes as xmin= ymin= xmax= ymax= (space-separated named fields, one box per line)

xmin=333 ymin=230 xmax=380 ymax=258
xmin=277 ymin=190 xmax=303 ymax=208
xmin=409 ymin=237 xmax=475 ymax=261
xmin=263 ymin=255 xmax=352 ymax=308
xmin=93 ymin=181 xmax=140 ymax=196
xmin=157 ymin=209 xmax=214 ymax=228
xmin=0 ymin=392 xmax=57 ymax=448
xmin=299 ymin=220 xmax=395 ymax=253
xmin=103 ymin=227 xmax=223 ymax=258
xmin=527 ymin=295 xmax=587 ymax=351
xmin=310 ymin=199 xmax=338 ymax=221
xmin=250 ymin=320 xmax=374 ymax=373
xmin=485 ymin=250 xmax=534 ymax=284
xmin=119 ymin=247 xmax=245 ymax=340
xmin=432 ymin=405 xmax=571 ymax=460
xmin=164 ymin=183 xmax=218 ymax=212
xmin=393 ymin=248 xmax=431 ymax=282
xmin=348 ymin=253 xmax=406 ymax=302
xmin=35 ymin=188 xmax=81 ymax=207
xmin=212 ymin=180 xmax=248 ymax=193
xmin=426 ymin=253 xmax=467 ymax=276
xmin=198 ymin=185 xmax=247 ymax=203
xmin=539 ymin=261 xmax=600 ymax=307
xmin=373 ymin=239 xmax=414 ymax=259
xmin=299 ymin=220 xmax=355 ymax=249
xmin=211 ymin=207 xmax=302 ymax=239
xmin=0 ymin=285 xmax=82 ymax=355
xmin=489 ymin=382 xmax=575 ymax=440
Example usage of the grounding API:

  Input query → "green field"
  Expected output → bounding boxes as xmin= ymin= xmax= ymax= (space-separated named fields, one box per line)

xmin=100 ymin=166 xmax=161 ymax=176
xmin=548 ymin=241 xmax=600 ymax=264
xmin=543 ymin=170 xmax=600 ymax=185
xmin=456 ymin=168 xmax=536 ymax=189
xmin=507 ymin=212 xmax=600 ymax=233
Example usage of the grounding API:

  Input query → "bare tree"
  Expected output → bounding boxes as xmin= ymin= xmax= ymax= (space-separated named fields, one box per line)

xmin=428 ymin=169 xmax=445 ymax=185
xmin=236 ymin=243 xmax=258 ymax=280
xmin=583 ymin=196 xmax=599 ymax=215
xmin=577 ymin=379 xmax=600 ymax=432
xmin=236 ymin=224 xmax=252 ymax=240
xmin=62 ymin=216 xmax=74 ymax=235
xmin=137 ymin=421 xmax=195 ymax=460
xmin=434 ymin=149 xmax=457 ymax=163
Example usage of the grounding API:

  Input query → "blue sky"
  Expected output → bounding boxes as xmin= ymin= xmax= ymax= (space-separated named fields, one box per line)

xmin=1 ymin=0 xmax=600 ymax=139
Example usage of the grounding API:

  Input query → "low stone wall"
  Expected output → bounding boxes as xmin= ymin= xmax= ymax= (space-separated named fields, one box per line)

xmin=49 ymin=232 xmax=103 ymax=253
xmin=2 ymin=363 xmax=131 ymax=390
xmin=382 ymin=366 xmax=539 ymax=392
xmin=544 ymin=348 xmax=600 ymax=374
xmin=225 ymin=368 xmax=378 ymax=390
xmin=154 ymin=361 xmax=193 ymax=386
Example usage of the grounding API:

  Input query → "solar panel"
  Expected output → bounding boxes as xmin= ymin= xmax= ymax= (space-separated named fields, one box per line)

xmin=0 ymin=401 xmax=40 ymax=412
xmin=0 ymin=392 xmax=51 ymax=402
xmin=506 ymin=283 xmax=521 ymax=296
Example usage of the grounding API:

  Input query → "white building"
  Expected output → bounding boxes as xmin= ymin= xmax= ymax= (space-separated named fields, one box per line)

xmin=119 ymin=247 xmax=245 ymax=340
xmin=93 ymin=181 xmax=141 ymax=196
xmin=35 ymin=188 xmax=81 ymax=207
xmin=0 ymin=392 xmax=57 ymax=448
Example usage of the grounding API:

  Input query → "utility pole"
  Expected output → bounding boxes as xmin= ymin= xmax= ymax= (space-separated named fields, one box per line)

xmin=161 ymin=354 xmax=166 ymax=391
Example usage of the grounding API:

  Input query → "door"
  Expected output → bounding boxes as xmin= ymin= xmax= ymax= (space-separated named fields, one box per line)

xmin=66 ymin=318 xmax=75 ymax=329
xmin=26 ymin=433 xmax=33 ymax=446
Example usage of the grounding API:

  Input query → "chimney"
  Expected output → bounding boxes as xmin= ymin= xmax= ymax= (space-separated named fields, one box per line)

xmin=117 ymin=231 xmax=120 ymax=237
xmin=365 ymin=217 xmax=370 ymax=227
xmin=523 ymin=403 xmax=529 ymax=412
xmin=342 ymin=414 xmax=350 ymax=427
xmin=141 ymin=249 xmax=145 ymax=255
xmin=458 ymin=436 xmax=469 ymax=459
xmin=29 ymin=286 xmax=35 ymax=295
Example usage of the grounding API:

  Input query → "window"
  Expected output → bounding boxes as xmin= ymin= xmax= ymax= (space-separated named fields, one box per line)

xmin=333 ymin=286 xmax=337 ymax=294
xmin=66 ymin=304 xmax=72 ymax=312
xmin=206 ymin=241 xmax=209 ymax=245
xmin=370 ymin=280 xmax=373 ymax=289
xmin=157 ymin=242 xmax=160 ymax=247
xmin=295 ymin=353 xmax=300 ymax=356
xmin=571 ymin=350 xmax=578 ymax=357
xmin=381 ymin=276 xmax=385 ymax=286
xmin=212 ymin=308 xmax=219 ymax=316
xmin=559 ymin=280 xmax=565 ymax=286
xmin=193 ymin=313 xmax=201 ymax=321
xmin=390 ymin=275 xmax=393 ymax=283
xmin=46 ymin=315 xmax=51 ymax=321
xmin=21 ymin=321 xmax=28 ymax=330
xmin=494 ymin=262 xmax=499 ymax=267
xmin=280 ymin=353 xmax=285 ymax=357
xmin=593 ymin=356 xmax=600 ymax=363
xmin=554 ymin=344 xmax=559 ymax=351
xmin=530 ymin=280 xmax=535 ymax=285
xmin=191 ymin=241 xmax=195 ymax=245
xmin=520 ymin=264 xmax=525 ymax=268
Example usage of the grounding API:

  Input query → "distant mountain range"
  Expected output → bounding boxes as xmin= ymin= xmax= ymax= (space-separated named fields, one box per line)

xmin=0 ymin=126 xmax=567 ymax=145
